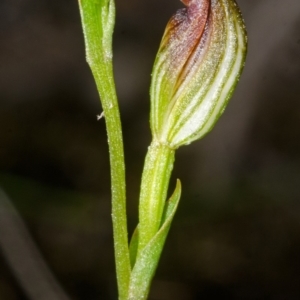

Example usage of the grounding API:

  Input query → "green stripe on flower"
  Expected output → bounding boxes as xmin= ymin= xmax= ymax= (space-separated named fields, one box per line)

xmin=150 ymin=0 xmax=247 ymax=148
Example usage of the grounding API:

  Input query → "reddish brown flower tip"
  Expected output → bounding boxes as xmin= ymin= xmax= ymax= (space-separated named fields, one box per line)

xmin=160 ymin=0 xmax=210 ymax=80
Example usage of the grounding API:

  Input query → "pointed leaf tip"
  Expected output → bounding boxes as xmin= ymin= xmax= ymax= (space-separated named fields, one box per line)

xmin=128 ymin=180 xmax=181 ymax=299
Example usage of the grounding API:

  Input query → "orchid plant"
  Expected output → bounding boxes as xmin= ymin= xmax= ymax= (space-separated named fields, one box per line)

xmin=78 ymin=0 xmax=247 ymax=299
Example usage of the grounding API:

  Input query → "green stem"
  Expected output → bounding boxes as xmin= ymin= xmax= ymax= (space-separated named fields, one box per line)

xmin=78 ymin=1 xmax=130 ymax=299
xmin=137 ymin=140 xmax=175 ymax=255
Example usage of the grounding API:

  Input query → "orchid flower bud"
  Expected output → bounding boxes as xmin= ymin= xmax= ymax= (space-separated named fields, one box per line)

xmin=150 ymin=0 xmax=247 ymax=148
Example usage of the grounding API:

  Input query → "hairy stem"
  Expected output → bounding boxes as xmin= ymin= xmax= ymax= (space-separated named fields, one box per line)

xmin=78 ymin=1 xmax=130 ymax=299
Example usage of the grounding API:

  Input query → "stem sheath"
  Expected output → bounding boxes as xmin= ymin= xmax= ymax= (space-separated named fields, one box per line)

xmin=137 ymin=141 xmax=175 ymax=255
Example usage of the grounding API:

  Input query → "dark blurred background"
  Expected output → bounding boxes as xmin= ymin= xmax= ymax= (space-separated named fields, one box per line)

xmin=0 ymin=0 xmax=300 ymax=299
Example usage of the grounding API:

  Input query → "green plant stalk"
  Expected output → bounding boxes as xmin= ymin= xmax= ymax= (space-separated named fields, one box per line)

xmin=78 ymin=1 xmax=130 ymax=299
xmin=137 ymin=140 xmax=175 ymax=256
